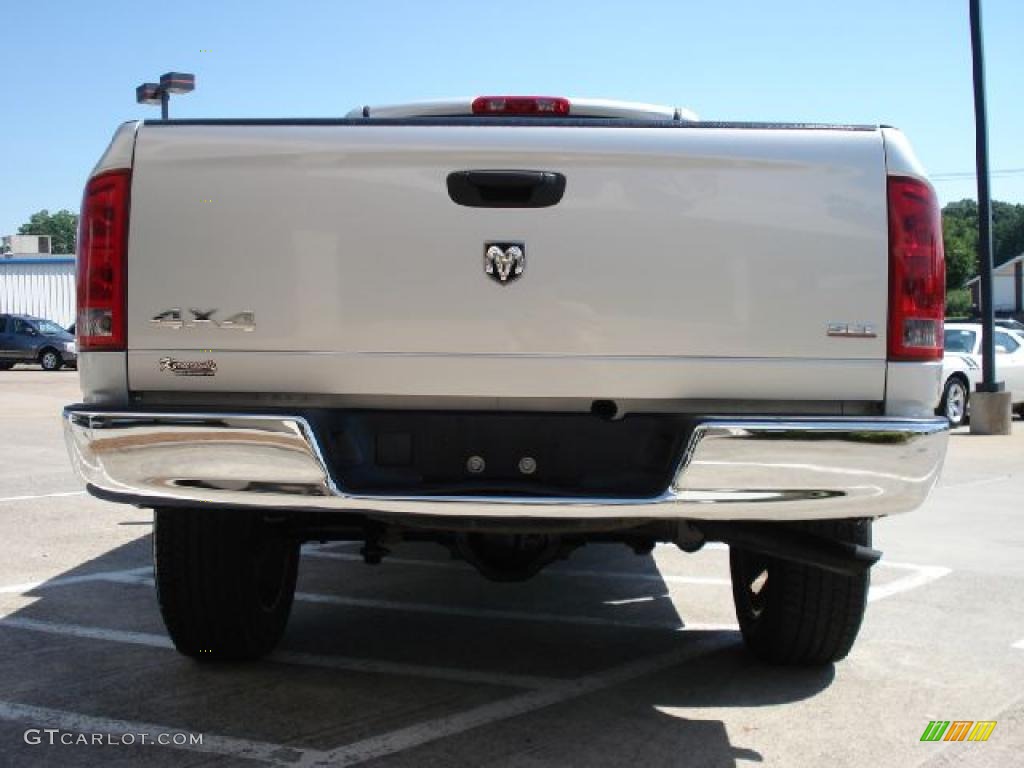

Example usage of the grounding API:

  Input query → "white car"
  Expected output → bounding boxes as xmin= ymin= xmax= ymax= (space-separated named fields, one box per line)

xmin=938 ymin=322 xmax=1024 ymax=425
xmin=995 ymin=318 xmax=1024 ymax=334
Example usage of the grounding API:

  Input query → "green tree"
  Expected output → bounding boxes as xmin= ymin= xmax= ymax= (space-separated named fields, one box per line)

xmin=993 ymin=200 xmax=1024 ymax=264
xmin=18 ymin=209 xmax=78 ymax=254
xmin=942 ymin=199 xmax=978 ymax=290
xmin=941 ymin=198 xmax=1024 ymax=290
xmin=945 ymin=288 xmax=973 ymax=316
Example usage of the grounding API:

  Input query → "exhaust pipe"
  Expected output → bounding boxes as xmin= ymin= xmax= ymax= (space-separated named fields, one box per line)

xmin=696 ymin=522 xmax=881 ymax=576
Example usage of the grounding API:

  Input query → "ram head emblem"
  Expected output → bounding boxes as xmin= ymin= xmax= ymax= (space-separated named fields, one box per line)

xmin=484 ymin=243 xmax=525 ymax=285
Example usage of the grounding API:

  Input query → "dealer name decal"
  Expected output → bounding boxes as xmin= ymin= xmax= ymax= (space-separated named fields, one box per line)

xmin=158 ymin=357 xmax=218 ymax=377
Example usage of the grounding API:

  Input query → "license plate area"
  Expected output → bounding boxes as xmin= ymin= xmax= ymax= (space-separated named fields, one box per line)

xmin=320 ymin=411 xmax=691 ymax=498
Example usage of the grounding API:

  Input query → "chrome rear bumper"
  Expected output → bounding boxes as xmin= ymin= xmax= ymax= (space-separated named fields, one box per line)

xmin=62 ymin=408 xmax=948 ymax=521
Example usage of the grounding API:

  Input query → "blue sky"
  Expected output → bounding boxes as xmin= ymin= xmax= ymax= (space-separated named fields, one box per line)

xmin=2 ymin=0 xmax=1022 ymax=237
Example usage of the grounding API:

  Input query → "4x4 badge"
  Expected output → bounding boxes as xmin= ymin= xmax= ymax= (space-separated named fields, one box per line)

xmin=150 ymin=308 xmax=255 ymax=331
xmin=484 ymin=242 xmax=525 ymax=285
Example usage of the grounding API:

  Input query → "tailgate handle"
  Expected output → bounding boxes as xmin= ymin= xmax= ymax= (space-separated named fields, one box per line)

xmin=447 ymin=170 xmax=566 ymax=208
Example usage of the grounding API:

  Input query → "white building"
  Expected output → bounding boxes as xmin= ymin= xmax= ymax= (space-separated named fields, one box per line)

xmin=966 ymin=252 xmax=1024 ymax=314
xmin=0 ymin=233 xmax=75 ymax=327
xmin=1 ymin=234 xmax=53 ymax=255
xmin=0 ymin=257 xmax=75 ymax=328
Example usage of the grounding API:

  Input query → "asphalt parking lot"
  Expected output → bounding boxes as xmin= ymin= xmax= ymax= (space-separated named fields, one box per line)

xmin=0 ymin=369 xmax=1022 ymax=767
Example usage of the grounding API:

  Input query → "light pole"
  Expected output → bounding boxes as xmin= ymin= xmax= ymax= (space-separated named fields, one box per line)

xmin=968 ymin=0 xmax=1012 ymax=434
xmin=136 ymin=72 xmax=195 ymax=119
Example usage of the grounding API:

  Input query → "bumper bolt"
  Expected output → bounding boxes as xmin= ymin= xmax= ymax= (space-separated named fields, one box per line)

xmin=466 ymin=455 xmax=486 ymax=474
xmin=518 ymin=456 xmax=537 ymax=475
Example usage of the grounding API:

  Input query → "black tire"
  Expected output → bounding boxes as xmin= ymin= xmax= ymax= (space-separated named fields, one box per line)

xmin=729 ymin=519 xmax=871 ymax=666
xmin=39 ymin=348 xmax=63 ymax=371
xmin=154 ymin=508 xmax=300 ymax=661
xmin=937 ymin=375 xmax=969 ymax=427
xmin=0 ymin=362 xmax=13 ymax=370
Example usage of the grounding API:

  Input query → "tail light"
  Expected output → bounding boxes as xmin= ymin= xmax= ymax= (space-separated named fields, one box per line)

xmin=471 ymin=96 xmax=570 ymax=116
xmin=77 ymin=169 xmax=131 ymax=351
xmin=887 ymin=176 xmax=945 ymax=361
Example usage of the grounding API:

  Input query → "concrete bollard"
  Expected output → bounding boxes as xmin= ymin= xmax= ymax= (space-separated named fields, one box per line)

xmin=970 ymin=390 xmax=1013 ymax=435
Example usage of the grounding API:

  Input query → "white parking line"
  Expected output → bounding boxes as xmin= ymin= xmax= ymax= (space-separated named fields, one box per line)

xmin=0 ymin=614 xmax=565 ymax=690
xmin=65 ymin=571 xmax=693 ymax=631
xmin=0 ymin=490 xmax=86 ymax=503
xmin=303 ymin=549 xmax=732 ymax=586
xmin=300 ymin=632 xmax=736 ymax=768
xmin=0 ymin=700 xmax=308 ymax=765
xmin=304 ymin=549 xmax=950 ymax=604
xmin=0 ymin=567 xmax=151 ymax=595
xmin=0 ymin=616 xmax=173 ymax=648
xmin=273 ymin=651 xmax=562 ymax=690
xmin=0 ymin=554 xmax=953 ymax=766
xmin=0 ymin=557 xmax=951 ymax=632
xmin=0 ymin=633 xmax=738 ymax=768
xmin=294 ymin=590 xmax=687 ymax=631
xmin=604 ymin=595 xmax=665 ymax=606
xmin=866 ymin=562 xmax=952 ymax=603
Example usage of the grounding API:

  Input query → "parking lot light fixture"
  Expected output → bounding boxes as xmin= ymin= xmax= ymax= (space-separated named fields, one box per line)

xmin=135 ymin=72 xmax=195 ymax=120
xmin=160 ymin=72 xmax=195 ymax=95
xmin=135 ymin=83 xmax=162 ymax=106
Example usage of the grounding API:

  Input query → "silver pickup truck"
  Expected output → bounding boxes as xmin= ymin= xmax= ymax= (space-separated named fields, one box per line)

xmin=65 ymin=96 xmax=949 ymax=667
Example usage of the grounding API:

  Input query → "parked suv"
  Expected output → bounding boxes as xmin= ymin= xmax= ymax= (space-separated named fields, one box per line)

xmin=0 ymin=314 xmax=77 ymax=370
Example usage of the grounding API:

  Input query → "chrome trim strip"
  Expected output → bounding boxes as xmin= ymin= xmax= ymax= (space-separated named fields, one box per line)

xmin=62 ymin=409 xmax=948 ymax=521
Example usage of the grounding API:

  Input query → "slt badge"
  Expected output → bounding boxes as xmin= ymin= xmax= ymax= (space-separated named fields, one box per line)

xmin=484 ymin=242 xmax=525 ymax=285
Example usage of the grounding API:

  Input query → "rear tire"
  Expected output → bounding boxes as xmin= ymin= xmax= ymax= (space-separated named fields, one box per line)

xmin=154 ymin=508 xmax=300 ymax=661
xmin=938 ymin=375 xmax=969 ymax=427
xmin=729 ymin=519 xmax=871 ymax=666
xmin=39 ymin=348 xmax=63 ymax=371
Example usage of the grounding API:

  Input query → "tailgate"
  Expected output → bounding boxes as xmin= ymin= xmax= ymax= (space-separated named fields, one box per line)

xmin=125 ymin=122 xmax=888 ymax=400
